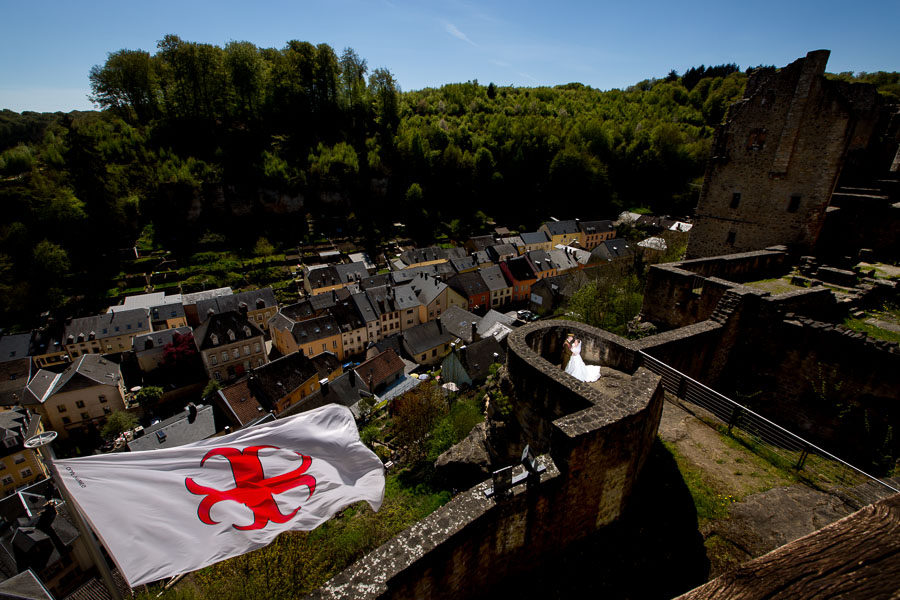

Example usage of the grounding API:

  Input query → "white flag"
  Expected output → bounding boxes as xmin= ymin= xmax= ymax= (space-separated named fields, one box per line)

xmin=54 ymin=404 xmax=384 ymax=587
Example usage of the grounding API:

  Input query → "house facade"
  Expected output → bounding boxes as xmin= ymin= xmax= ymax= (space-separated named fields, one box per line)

xmin=24 ymin=355 xmax=128 ymax=440
xmin=195 ymin=312 xmax=267 ymax=383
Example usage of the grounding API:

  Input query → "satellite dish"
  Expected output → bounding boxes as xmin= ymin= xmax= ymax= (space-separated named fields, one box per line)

xmin=25 ymin=431 xmax=58 ymax=449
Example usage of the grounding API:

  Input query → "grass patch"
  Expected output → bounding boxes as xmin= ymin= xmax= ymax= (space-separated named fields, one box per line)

xmin=743 ymin=277 xmax=801 ymax=295
xmin=662 ymin=440 xmax=734 ymax=523
xmin=843 ymin=317 xmax=900 ymax=343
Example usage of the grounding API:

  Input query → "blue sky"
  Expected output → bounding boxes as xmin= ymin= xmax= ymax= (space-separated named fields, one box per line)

xmin=2 ymin=0 xmax=898 ymax=112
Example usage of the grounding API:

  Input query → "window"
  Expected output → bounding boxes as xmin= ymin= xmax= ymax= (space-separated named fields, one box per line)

xmin=62 ymin=417 xmax=71 ymax=424
xmin=421 ymin=354 xmax=427 ymax=361
xmin=321 ymin=344 xmax=326 ymax=352
xmin=232 ymin=348 xmax=240 ymax=359
xmin=57 ymin=405 xmax=67 ymax=413
xmin=432 ymin=348 xmax=437 ymax=357
xmin=257 ymin=359 xmax=263 ymax=367
xmin=103 ymin=406 xmax=111 ymax=415
xmin=14 ymin=455 xmax=25 ymax=464
xmin=20 ymin=468 xmax=32 ymax=478
xmin=214 ymin=371 xmax=221 ymax=381
xmin=81 ymin=412 xmax=90 ymax=420
xmin=788 ymin=194 xmax=801 ymax=212
xmin=726 ymin=231 xmax=736 ymax=246
xmin=1 ymin=476 xmax=13 ymax=486
xmin=98 ymin=395 xmax=107 ymax=404
xmin=243 ymin=345 xmax=250 ymax=356
xmin=210 ymin=355 xmax=218 ymax=366
xmin=221 ymin=351 xmax=228 ymax=362
xmin=0 ymin=462 xmax=5 ymax=470
xmin=75 ymin=400 xmax=85 ymax=409
xmin=253 ymin=342 xmax=261 ymax=353
xmin=332 ymin=340 xmax=337 ymax=349
xmin=730 ymin=192 xmax=741 ymax=209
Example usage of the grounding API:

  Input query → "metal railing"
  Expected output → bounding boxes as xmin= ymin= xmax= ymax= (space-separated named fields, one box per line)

xmin=639 ymin=351 xmax=899 ymax=509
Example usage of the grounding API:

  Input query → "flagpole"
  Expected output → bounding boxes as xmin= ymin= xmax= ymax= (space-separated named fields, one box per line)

xmin=25 ymin=432 xmax=124 ymax=600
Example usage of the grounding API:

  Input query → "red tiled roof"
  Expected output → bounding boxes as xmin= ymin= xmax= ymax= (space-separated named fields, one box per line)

xmin=354 ymin=349 xmax=405 ymax=391
xmin=217 ymin=379 xmax=265 ymax=426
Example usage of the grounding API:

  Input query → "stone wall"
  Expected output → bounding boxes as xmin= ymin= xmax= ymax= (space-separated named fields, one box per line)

xmin=686 ymin=50 xmax=882 ymax=259
xmin=310 ymin=321 xmax=664 ymax=599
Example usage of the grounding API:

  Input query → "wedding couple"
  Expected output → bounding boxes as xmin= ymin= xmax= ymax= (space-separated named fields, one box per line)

xmin=563 ymin=333 xmax=601 ymax=382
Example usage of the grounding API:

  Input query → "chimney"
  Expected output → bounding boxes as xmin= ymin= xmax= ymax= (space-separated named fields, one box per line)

xmin=187 ymin=403 xmax=198 ymax=423
xmin=350 ymin=373 xmax=356 ymax=387
xmin=319 ymin=377 xmax=329 ymax=394
xmin=436 ymin=320 xmax=443 ymax=334
xmin=471 ymin=321 xmax=477 ymax=340
xmin=238 ymin=302 xmax=248 ymax=317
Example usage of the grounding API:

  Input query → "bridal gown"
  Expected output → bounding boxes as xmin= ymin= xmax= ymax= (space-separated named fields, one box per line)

xmin=565 ymin=340 xmax=601 ymax=382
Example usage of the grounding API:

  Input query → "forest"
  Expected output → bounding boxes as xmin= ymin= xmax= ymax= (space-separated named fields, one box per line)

xmin=1 ymin=35 xmax=897 ymax=327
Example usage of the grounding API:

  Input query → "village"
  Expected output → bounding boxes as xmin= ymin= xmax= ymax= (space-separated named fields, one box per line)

xmin=0 ymin=48 xmax=897 ymax=599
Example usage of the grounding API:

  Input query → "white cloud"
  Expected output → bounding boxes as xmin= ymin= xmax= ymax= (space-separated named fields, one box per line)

xmin=444 ymin=22 xmax=477 ymax=46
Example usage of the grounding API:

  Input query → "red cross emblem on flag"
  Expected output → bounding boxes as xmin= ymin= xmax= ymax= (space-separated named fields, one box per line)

xmin=185 ymin=445 xmax=317 ymax=531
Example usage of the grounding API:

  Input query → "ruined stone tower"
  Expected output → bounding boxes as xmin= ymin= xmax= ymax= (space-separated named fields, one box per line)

xmin=686 ymin=50 xmax=882 ymax=259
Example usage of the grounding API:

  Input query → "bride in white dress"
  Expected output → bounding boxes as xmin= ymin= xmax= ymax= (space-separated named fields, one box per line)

xmin=564 ymin=334 xmax=601 ymax=382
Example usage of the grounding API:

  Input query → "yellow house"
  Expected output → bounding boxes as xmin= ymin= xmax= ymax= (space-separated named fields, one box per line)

xmin=578 ymin=220 xmax=617 ymax=250
xmin=24 ymin=355 xmax=128 ymax=440
xmin=539 ymin=220 xmax=584 ymax=248
xmin=195 ymin=312 xmax=268 ymax=383
xmin=250 ymin=352 xmax=343 ymax=415
xmin=269 ymin=313 xmax=344 ymax=361
xmin=62 ymin=308 xmax=152 ymax=359
xmin=0 ymin=408 xmax=49 ymax=496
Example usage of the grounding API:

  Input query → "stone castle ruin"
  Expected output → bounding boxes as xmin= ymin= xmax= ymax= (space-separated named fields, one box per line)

xmin=687 ymin=50 xmax=898 ymax=259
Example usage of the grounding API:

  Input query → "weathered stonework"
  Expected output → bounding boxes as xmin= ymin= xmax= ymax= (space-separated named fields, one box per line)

xmin=309 ymin=321 xmax=664 ymax=599
xmin=687 ymin=50 xmax=883 ymax=259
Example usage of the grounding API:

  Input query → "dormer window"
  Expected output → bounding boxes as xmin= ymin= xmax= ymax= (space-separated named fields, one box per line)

xmin=210 ymin=334 xmax=219 ymax=345
xmin=227 ymin=329 xmax=236 ymax=342
xmin=243 ymin=326 xmax=251 ymax=337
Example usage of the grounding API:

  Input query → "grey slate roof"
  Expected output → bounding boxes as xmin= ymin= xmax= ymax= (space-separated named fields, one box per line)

xmin=334 ymin=262 xmax=370 ymax=284
xmin=450 ymin=256 xmax=477 ymax=273
xmin=579 ymin=219 xmax=614 ymax=234
xmin=486 ymin=244 xmax=517 ymax=263
xmin=526 ymin=250 xmax=554 ymax=273
xmin=0 ymin=569 xmax=53 ymax=599
xmin=289 ymin=314 xmax=340 ymax=345
xmin=0 ymin=334 xmax=31 ymax=363
xmin=357 ymin=273 xmax=390 ymax=290
xmin=402 ymin=321 xmax=455 ymax=356
xmin=250 ymin=352 xmax=340 ymax=408
xmin=503 ymin=256 xmax=537 ymax=281
xmin=480 ymin=265 xmax=510 ymax=292
xmin=330 ymin=301 xmax=366 ymax=333
xmin=25 ymin=355 xmax=121 ymax=405
xmin=62 ymin=308 xmax=149 ymax=344
xmin=277 ymin=370 xmax=371 ymax=419
xmin=520 ymin=230 xmax=550 ymax=245
xmin=476 ymin=310 xmax=516 ymax=339
xmin=392 ymin=284 xmax=421 ymax=310
xmin=279 ymin=300 xmax=317 ymax=321
xmin=195 ymin=287 xmax=277 ymax=317
xmin=150 ymin=302 xmax=186 ymax=322
xmin=440 ymin=306 xmax=481 ymax=343
xmin=459 ymin=336 xmax=505 ymax=382
xmin=542 ymin=220 xmax=579 ymax=236
xmin=350 ymin=292 xmax=378 ymax=324
xmin=472 ymin=250 xmax=491 ymax=266
xmin=0 ymin=359 xmax=31 ymax=406
xmin=409 ymin=273 xmax=447 ymax=307
xmin=390 ymin=264 xmax=440 ymax=285
xmin=194 ymin=311 xmax=264 ymax=351
xmin=128 ymin=404 xmax=215 ymax=451
xmin=181 ymin=287 xmax=233 ymax=306
xmin=446 ymin=272 xmax=489 ymax=298
xmin=592 ymin=238 xmax=632 ymax=260
xmin=133 ymin=326 xmax=193 ymax=352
